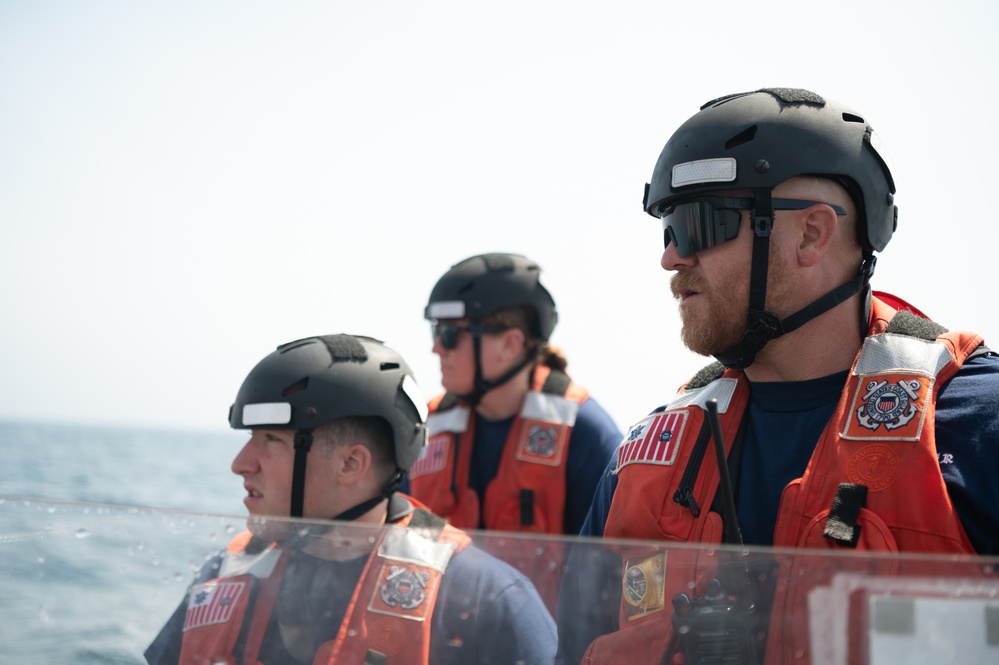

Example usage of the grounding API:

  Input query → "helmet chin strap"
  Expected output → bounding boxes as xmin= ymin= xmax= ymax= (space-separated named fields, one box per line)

xmin=290 ymin=430 xmax=403 ymax=523
xmin=329 ymin=469 xmax=404 ymax=522
xmin=290 ymin=429 xmax=315 ymax=519
xmin=457 ymin=329 xmax=536 ymax=407
xmin=714 ymin=189 xmax=875 ymax=370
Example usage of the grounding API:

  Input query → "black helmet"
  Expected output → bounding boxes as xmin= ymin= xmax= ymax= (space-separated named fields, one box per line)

xmin=231 ymin=334 xmax=427 ymax=520
xmin=425 ymin=253 xmax=558 ymax=341
xmin=644 ymin=89 xmax=895 ymax=369
xmin=643 ymin=88 xmax=897 ymax=253
xmin=230 ymin=334 xmax=427 ymax=470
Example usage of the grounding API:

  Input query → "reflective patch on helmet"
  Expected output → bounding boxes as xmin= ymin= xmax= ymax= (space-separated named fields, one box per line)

xmin=242 ymin=402 xmax=292 ymax=426
xmin=426 ymin=300 xmax=465 ymax=319
xmin=672 ymin=158 xmax=737 ymax=188
xmin=867 ymin=128 xmax=896 ymax=183
xmin=401 ymin=375 xmax=428 ymax=422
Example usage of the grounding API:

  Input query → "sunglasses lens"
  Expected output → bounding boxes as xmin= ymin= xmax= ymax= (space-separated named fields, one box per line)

xmin=432 ymin=324 xmax=461 ymax=350
xmin=661 ymin=199 xmax=742 ymax=257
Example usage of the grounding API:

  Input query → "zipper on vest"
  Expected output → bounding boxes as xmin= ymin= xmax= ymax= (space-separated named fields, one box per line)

xmin=672 ymin=419 xmax=712 ymax=516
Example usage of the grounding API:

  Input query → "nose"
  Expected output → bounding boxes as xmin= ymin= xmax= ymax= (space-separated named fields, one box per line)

xmin=661 ymin=241 xmax=696 ymax=272
xmin=431 ymin=332 xmax=446 ymax=356
xmin=231 ymin=436 xmax=258 ymax=476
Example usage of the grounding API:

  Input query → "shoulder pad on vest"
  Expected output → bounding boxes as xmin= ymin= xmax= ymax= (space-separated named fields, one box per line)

xmin=685 ymin=361 xmax=726 ymax=390
xmin=885 ymin=310 xmax=948 ymax=340
xmin=540 ymin=368 xmax=572 ymax=396
xmin=438 ymin=392 xmax=459 ymax=412
xmin=409 ymin=507 xmax=448 ymax=532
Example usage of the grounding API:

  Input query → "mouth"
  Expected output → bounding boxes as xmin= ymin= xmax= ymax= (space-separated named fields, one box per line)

xmin=671 ymin=273 xmax=704 ymax=304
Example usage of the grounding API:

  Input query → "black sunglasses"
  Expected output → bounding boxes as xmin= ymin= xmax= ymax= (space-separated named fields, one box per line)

xmin=431 ymin=322 xmax=507 ymax=350
xmin=660 ymin=196 xmax=847 ymax=258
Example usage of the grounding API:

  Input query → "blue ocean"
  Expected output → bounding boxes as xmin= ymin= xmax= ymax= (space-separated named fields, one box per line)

xmin=0 ymin=419 xmax=249 ymax=663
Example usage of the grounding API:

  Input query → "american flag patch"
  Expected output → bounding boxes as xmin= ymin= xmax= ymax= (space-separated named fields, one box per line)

xmin=615 ymin=411 xmax=687 ymax=471
xmin=183 ymin=580 xmax=245 ymax=631
xmin=408 ymin=434 xmax=450 ymax=479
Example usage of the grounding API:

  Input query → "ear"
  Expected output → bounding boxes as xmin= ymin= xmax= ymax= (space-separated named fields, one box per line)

xmin=501 ymin=326 xmax=526 ymax=358
xmin=796 ymin=204 xmax=839 ymax=268
xmin=336 ymin=443 xmax=373 ymax=487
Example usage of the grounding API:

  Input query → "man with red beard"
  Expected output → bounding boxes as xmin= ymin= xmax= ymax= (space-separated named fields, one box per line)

xmin=556 ymin=89 xmax=999 ymax=665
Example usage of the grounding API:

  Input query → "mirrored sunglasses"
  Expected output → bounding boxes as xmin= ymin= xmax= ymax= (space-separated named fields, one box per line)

xmin=660 ymin=196 xmax=847 ymax=258
xmin=431 ymin=323 xmax=507 ymax=350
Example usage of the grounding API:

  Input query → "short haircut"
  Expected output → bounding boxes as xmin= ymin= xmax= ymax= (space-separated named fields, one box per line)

xmin=314 ymin=416 xmax=397 ymax=486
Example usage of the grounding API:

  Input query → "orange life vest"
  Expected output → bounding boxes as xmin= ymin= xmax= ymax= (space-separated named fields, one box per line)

xmin=408 ymin=364 xmax=588 ymax=615
xmin=177 ymin=498 xmax=470 ymax=665
xmin=582 ymin=296 xmax=983 ymax=665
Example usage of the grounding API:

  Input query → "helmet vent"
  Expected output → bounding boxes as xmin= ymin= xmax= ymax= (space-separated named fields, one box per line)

xmin=380 ymin=362 xmax=400 ymax=371
xmin=842 ymin=112 xmax=865 ymax=124
xmin=281 ymin=377 xmax=309 ymax=397
xmin=725 ymin=125 xmax=757 ymax=150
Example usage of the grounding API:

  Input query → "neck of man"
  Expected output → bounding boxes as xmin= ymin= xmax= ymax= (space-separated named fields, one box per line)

xmin=302 ymin=496 xmax=390 ymax=561
xmin=741 ymin=294 xmax=865 ymax=383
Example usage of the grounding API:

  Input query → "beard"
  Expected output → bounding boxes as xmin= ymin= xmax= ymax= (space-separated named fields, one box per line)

xmin=671 ymin=272 xmax=746 ymax=357
xmin=670 ymin=250 xmax=792 ymax=358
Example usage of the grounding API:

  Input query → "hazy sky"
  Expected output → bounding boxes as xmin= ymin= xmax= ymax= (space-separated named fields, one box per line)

xmin=2 ymin=0 xmax=997 ymax=434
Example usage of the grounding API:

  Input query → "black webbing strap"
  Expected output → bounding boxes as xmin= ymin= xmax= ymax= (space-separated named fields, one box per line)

xmin=823 ymin=482 xmax=868 ymax=547
xmin=290 ymin=429 xmax=314 ymax=518
xmin=749 ymin=188 xmax=773 ymax=313
xmin=520 ymin=489 xmax=535 ymax=526
xmin=780 ymin=273 xmax=866 ymax=335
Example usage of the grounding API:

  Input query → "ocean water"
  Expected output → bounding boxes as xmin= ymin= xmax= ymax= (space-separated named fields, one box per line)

xmin=0 ymin=420 xmax=247 ymax=515
xmin=0 ymin=420 xmax=249 ymax=663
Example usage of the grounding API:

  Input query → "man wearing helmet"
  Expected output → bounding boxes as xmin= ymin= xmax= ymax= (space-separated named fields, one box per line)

xmin=557 ymin=89 xmax=999 ymax=664
xmin=144 ymin=334 xmax=556 ymax=665
xmin=410 ymin=253 xmax=621 ymax=613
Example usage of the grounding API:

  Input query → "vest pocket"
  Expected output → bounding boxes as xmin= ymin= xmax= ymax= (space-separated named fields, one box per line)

xmin=800 ymin=507 xmax=899 ymax=554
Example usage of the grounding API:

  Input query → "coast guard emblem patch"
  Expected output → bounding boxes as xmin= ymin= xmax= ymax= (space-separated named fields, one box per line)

xmin=516 ymin=421 xmax=568 ymax=466
xmin=369 ymin=563 xmax=440 ymax=621
xmin=615 ymin=411 xmax=686 ymax=471
xmin=183 ymin=580 xmax=245 ymax=631
xmin=843 ymin=374 xmax=931 ymax=441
